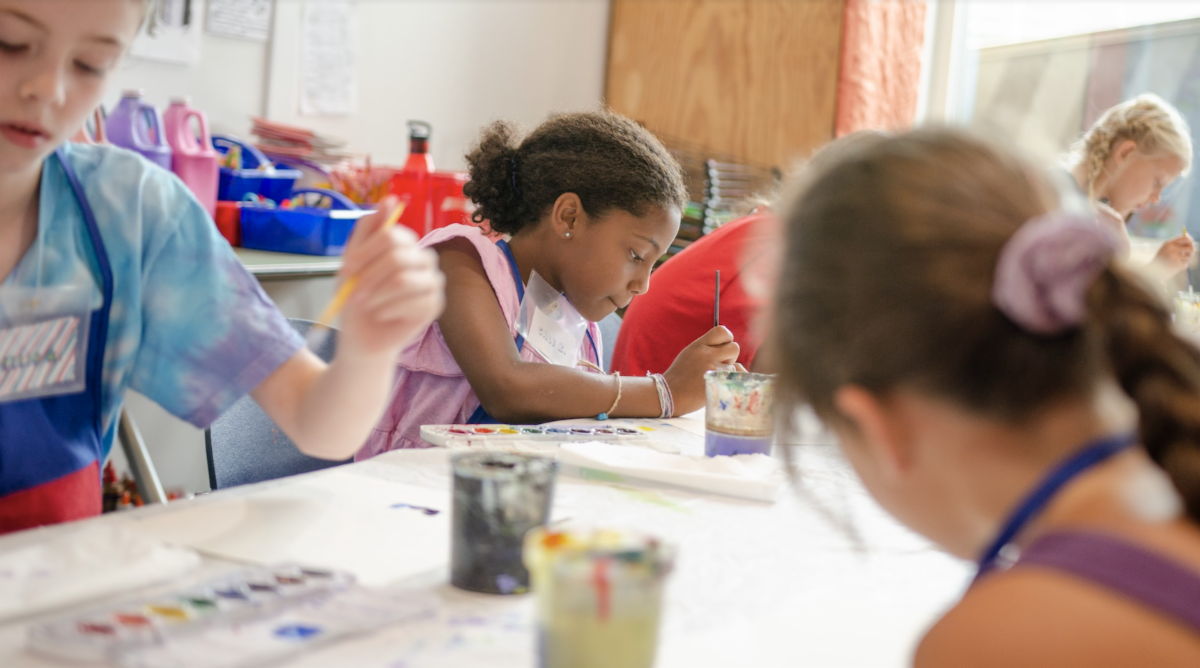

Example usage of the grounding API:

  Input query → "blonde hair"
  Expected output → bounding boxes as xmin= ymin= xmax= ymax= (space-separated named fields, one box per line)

xmin=1070 ymin=94 xmax=1193 ymax=200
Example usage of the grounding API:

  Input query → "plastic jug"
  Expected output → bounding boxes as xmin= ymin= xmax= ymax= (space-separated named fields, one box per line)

xmin=164 ymin=97 xmax=219 ymax=217
xmin=106 ymin=90 xmax=172 ymax=171
xmin=390 ymin=121 xmax=435 ymax=236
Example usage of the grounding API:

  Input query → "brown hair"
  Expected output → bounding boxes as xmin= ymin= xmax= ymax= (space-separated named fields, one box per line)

xmin=1070 ymin=94 xmax=1193 ymax=200
xmin=771 ymin=128 xmax=1200 ymax=521
xmin=462 ymin=111 xmax=687 ymax=236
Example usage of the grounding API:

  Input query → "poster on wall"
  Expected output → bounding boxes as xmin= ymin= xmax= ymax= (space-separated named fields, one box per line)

xmin=131 ymin=0 xmax=206 ymax=65
xmin=207 ymin=0 xmax=273 ymax=42
xmin=300 ymin=0 xmax=358 ymax=116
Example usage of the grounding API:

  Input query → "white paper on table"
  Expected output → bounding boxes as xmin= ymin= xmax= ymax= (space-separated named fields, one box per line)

xmin=0 ymin=523 xmax=200 ymax=623
xmin=300 ymin=0 xmax=358 ymax=116
xmin=206 ymin=0 xmax=273 ymax=42
xmin=557 ymin=441 xmax=783 ymax=502
xmin=120 ymin=470 xmax=450 ymax=587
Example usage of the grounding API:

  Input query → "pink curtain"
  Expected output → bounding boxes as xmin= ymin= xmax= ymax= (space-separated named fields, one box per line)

xmin=835 ymin=0 xmax=928 ymax=136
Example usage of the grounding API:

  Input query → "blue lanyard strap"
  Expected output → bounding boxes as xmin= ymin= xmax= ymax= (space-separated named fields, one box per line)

xmin=495 ymin=239 xmax=526 ymax=353
xmin=974 ymin=431 xmax=1138 ymax=582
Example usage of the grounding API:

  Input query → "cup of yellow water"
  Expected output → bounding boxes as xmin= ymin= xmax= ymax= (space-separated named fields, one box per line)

xmin=1176 ymin=289 xmax=1200 ymax=335
xmin=524 ymin=527 xmax=674 ymax=668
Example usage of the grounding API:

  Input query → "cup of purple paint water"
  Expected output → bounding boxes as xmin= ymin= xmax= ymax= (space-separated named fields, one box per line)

xmin=450 ymin=452 xmax=558 ymax=595
xmin=704 ymin=370 xmax=776 ymax=457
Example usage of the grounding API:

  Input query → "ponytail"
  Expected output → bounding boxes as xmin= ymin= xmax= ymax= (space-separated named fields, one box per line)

xmin=1090 ymin=268 xmax=1200 ymax=520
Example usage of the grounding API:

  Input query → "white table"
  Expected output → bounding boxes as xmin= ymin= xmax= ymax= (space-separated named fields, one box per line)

xmin=0 ymin=424 xmax=970 ymax=668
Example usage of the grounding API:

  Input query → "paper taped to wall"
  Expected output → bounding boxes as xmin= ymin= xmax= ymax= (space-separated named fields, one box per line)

xmin=301 ymin=0 xmax=358 ymax=116
xmin=207 ymin=0 xmax=273 ymax=42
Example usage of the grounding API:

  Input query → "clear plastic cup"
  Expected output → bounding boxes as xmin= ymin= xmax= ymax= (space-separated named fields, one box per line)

xmin=704 ymin=370 xmax=776 ymax=457
xmin=524 ymin=527 xmax=674 ymax=668
xmin=1176 ymin=290 xmax=1200 ymax=335
xmin=450 ymin=452 xmax=557 ymax=594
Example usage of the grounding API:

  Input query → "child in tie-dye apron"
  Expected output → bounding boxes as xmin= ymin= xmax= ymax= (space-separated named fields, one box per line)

xmin=0 ymin=0 xmax=444 ymax=532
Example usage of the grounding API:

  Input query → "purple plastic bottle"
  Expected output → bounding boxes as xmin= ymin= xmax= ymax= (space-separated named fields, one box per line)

xmin=106 ymin=90 xmax=172 ymax=171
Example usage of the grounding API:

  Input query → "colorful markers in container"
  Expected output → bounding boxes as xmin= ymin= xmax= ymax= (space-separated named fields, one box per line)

xmin=450 ymin=452 xmax=558 ymax=594
xmin=524 ymin=527 xmax=674 ymax=668
xmin=704 ymin=370 xmax=776 ymax=457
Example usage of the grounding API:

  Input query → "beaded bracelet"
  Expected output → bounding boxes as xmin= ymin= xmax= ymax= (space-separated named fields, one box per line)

xmin=649 ymin=373 xmax=674 ymax=419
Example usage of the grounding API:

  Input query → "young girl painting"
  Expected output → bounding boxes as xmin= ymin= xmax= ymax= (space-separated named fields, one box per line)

xmin=773 ymin=129 xmax=1200 ymax=665
xmin=0 ymin=0 xmax=443 ymax=532
xmin=361 ymin=112 xmax=742 ymax=455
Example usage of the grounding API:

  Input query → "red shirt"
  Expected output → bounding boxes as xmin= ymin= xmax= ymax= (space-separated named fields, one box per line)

xmin=612 ymin=214 xmax=773 ymax=376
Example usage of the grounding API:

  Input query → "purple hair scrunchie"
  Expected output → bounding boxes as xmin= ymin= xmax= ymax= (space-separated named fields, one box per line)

xmin=992 ymin=212 xmax=1119 ymax=335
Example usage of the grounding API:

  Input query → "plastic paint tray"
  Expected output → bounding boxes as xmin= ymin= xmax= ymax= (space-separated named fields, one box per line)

xmin=420 ymin=424 xmax=654 ymax=447
xmin=239 ymin=188 xmax=371 ymax=256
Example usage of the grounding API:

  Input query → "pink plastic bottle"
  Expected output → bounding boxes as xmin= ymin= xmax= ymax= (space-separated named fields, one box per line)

xmin=163 ymin=96 xmax=219 ymax=217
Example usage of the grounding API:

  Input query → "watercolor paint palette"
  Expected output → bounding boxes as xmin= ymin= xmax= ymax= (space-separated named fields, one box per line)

xmin=420 ymin=423 xmax=655 ymax=448
xmin=118 ymin=588 xmax=433 ymax=668
xmin=27 ymin=564 xmax=357 ymax=665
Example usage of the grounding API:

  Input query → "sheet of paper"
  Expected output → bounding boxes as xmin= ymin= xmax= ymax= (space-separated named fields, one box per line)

xmin=131 ymin=0 xmax=205 ymax=65
xmin=206 ymin=0 xmax=273 ymax=42
xmin=120 ymin=470 xmax=450 ymax=587
xmin=300 ymin=0 xmax=357 ymax=116
xmin=0 ymin=524 xmax=200 ymax=623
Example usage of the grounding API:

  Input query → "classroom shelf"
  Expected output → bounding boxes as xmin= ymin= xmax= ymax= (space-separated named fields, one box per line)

xmin=233 ymin=247 xmax=342 ymax=280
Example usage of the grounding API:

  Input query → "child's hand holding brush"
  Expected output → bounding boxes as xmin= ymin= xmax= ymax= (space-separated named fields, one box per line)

xmin=310 ymin=196 xmax=445 ymax=356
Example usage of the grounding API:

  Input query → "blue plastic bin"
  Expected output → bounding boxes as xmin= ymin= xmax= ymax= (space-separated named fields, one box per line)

xmin=239 ymin=188 xmax=373 ymax=256
xmin=212 ymin=135 xmax=302 ymax=203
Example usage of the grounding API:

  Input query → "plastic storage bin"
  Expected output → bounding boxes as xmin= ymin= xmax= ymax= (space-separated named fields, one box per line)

xmin=239 ymin=188 xmax=372 ymax=256
xmin=214 ymin=201 xmax=241 ymax=246
xmin=212 ymin=134 xmax=302 ymax=203
xmin=431 ymin=171 xmax=472 ymax=229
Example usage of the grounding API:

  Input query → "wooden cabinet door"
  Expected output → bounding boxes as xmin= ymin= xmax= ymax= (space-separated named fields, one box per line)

xmin=606 ymin=0 xmax=846 ymax=169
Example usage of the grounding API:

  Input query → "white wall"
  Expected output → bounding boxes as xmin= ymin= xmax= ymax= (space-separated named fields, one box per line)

xmin=110 ymin=0 xmax=610 ymax=495
xmin=266 ymin=0 xmax=611 ymax=170
xmin=106 ymin=32 xmax=269 ymax=138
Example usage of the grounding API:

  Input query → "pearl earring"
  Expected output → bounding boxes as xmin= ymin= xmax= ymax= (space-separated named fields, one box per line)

xmin=565 ymin=232 xmax=572 ymax=239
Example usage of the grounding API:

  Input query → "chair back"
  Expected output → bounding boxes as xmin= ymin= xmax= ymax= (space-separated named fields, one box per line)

xmin=205 ymin=319 xmax=350 ymax=490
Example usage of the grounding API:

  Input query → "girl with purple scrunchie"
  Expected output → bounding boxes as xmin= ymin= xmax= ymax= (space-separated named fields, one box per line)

xmin=770 ymin=129 xmax=1200 ymax=665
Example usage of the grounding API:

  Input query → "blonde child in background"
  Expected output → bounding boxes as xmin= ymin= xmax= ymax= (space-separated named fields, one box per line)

xmin=1068 ymin=94 xmax=1195 ymax=276
xmin=360 ymin=112 xmax=742 ymax=456
xmin=0 ymin=0 xmax=443 ymax=532
xmin=773 ymin=129 xmax=1200 ymax=665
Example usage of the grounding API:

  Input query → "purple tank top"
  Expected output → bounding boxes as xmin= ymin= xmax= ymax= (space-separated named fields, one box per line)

xmin=1017 ymin=531 xmax=1200 ymax=634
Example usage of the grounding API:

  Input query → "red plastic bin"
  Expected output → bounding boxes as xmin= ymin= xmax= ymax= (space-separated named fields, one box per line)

xmin=214 ymin=201 xmax=241 ymax=246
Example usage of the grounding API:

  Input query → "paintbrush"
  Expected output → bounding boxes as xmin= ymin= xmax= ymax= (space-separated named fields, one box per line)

xmin=714 ymin=269 xmax=720 ymax=328
xmin=305 ymin=200 xmax=407 ymax=351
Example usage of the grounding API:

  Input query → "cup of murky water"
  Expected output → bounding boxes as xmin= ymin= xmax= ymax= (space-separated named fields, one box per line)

xmin=704 ymin=370 xmax=775 ymax=457
xmin=524 ymin=527 xmax=674 ymax=668
xmin=450 ymin=452 xmax=557 ymax=595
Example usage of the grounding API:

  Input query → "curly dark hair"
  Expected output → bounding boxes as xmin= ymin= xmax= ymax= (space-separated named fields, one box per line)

xmin=462 ymin=111 xmax=687 ymax=236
